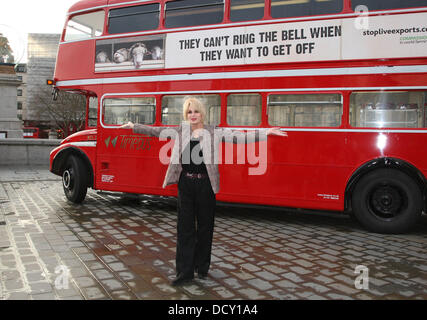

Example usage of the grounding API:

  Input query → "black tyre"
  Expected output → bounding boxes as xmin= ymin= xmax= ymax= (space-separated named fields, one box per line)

xmin=351 ymin=168 xmax=422 ymax=234
xmin=62 ymin=155 xmax=88 ymax=203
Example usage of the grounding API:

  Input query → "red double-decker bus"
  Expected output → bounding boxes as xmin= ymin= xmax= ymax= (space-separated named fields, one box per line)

xmin=49 ymin=0 xmax=427 ymax=233
xmin=23 ymin=127 xmax=40 ymax=139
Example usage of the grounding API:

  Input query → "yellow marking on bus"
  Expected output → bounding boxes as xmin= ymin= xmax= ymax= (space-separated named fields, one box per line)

xmin=231 ymin=3 xmax=264 ymax=10
xmin=272 ymin=0 xmax=309 ymax=6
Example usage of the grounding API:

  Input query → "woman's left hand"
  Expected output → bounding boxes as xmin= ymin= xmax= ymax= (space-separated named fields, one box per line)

xmin=267 ymin=127 xmax=288 ymax=137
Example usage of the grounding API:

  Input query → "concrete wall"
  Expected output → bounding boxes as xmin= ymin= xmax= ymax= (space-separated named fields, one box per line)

xmin=0 ymin=139 xmax=61 ymax=165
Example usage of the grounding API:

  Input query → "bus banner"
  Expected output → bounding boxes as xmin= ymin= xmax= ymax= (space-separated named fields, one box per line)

xmin=165 ymin=12 xmax=427 ymax=69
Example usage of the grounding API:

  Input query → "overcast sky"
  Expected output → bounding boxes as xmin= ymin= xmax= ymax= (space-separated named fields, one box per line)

xmin=0 ymin=0 xmax=78 ymax=63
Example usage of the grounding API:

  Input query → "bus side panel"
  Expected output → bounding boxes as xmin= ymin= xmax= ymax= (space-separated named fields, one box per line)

xmin=217 ymin=131 xmax=349 ymax=211
xmin=345 ymin=132 xmax=427 ymax=182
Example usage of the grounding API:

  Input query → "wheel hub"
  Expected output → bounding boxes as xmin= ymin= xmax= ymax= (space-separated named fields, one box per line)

xmin=370 ymin=185 xmax=402 ymax=218
xmin=63 ymin=169 xmax=73 ymax=189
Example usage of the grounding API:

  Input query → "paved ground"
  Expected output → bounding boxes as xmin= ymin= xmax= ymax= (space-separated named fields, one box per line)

xmin=0 ymin=165 xmax=426 ymax=300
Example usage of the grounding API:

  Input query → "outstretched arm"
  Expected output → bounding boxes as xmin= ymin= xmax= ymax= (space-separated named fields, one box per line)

xmin=120 ymin=121 xmax=178 ymax=137
xmin=219 ymin=127 xmax=287 ymax=144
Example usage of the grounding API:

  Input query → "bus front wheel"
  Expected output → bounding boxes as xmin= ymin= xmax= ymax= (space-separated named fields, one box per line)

xmin=351 ymin=168 xmax=422 ymax=234
xmin=62 ymin=155 xmax=88 ymax=204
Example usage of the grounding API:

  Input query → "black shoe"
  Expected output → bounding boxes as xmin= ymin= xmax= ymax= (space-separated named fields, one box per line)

xmin=197 ymin=273 xmax=208 ymax=280
xmin=171 ymin=274 xmax=193 ymax=286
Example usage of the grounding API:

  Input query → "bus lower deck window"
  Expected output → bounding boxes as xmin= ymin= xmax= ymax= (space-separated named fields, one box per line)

xmin=268 ymin=93 xmax=342 ymax=127
xmin=227 ymin=94 xmax=262 ymax=126
xmin=271 ymin=0 xmax=342 ymax=19
xmin=103 ymin=97 xmax=156 ymax=125
xmin=165 ymin=0 xmax=224 ymax=29
xmin=350 ymin=91 xmax=427 ymax=128
xmin=161 ymin=95 xmax=221 ymax=125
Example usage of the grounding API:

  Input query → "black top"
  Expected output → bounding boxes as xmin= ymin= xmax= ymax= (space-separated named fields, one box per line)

xmin=181 ymin=138 xmax=208 ymax=174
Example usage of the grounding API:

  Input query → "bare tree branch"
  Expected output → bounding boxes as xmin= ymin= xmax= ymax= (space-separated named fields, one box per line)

xmin=31 ymin=85 xmax=86 ymax=137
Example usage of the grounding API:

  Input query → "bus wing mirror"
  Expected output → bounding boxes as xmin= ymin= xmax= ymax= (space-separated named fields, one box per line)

xmin=46 ymin=79 xmax=58 ymax=101
xmin=52 ymin=87 xmax=59 ymax=101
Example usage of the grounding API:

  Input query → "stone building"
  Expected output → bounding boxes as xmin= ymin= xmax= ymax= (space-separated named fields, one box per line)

xmin=15 ymin=63 xmax=27 ymax=121
xmin=0 ymin=63 xmax=23 ymax=138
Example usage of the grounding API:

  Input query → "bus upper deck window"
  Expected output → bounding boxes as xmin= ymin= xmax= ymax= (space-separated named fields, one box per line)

xmin=351 ymin=0 xmax=427 ymax=11
xmin=108 ymin=3 xmax=160 ymax=34
xmin=165 ymin=0 xmax=224 ymax=29
xmin=230 ymin=0 xmax=264 ymax=22
xmin=64 ymin=11 xmax=105 ymax=41
xmin=271 ymin=0 xmax=342 ymax=19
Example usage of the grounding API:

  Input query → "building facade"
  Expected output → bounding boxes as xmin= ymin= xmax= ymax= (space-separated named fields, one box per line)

xmin=15 ymin=63 xmax=27 ymax=121
xmin=24 ymin=33 xmax=61 ymax=135
xmin=0 ymin=63 xmax=23 ymax=138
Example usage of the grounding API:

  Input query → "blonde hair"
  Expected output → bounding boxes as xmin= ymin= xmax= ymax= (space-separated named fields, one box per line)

xmin=183 ymin=96 xmax=206 ymax=123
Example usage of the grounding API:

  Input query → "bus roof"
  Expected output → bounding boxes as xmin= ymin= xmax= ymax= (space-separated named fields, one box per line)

xmin=68 ymin=0 xmax=107 ymax=15
xmin=68 ymin=0 xmax=169 ymax=15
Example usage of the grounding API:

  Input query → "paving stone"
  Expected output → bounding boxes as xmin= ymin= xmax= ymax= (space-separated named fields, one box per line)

xmin=303 ymin=282 xmax=330 ymax=294
xmin=241 ymin=263 xmax=261 ymax=272
xmin=289 ymin=266 xmax=311 ymax=275
xmin=29 ymin=282 xmax=53 ymax=294
xmin=81 ymin=286 xmax=109 ymax=300
xmin=101 ymin=278 xmax=126 ymax=291
xmin=282 ymin=272 xmax=304 ymax=283
xmin=213 ymin=286 xmax=235 ymax=299
xmin=4 ymin=279 xmax=25 ymax=291
xmin=267 ymin=289 xmax=298 ymax=300
xmin=230 ymin=270 xmax=255 ymax=281
xmin=248 ymin=278 xmax=273 ymax=290
xmin=6 ymin=292 xmax=31 ymax=300
xmin=237 ymin=288 xmax=266 ymax=299
xmin=223 ymin=278 xmax=243 ymax=289
xmin=31 ymin=292 xmax=57 ymax=300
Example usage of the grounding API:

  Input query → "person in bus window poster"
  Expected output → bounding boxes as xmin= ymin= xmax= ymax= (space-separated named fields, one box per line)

xmin=121 ymin=97 xmax=287 ymax=286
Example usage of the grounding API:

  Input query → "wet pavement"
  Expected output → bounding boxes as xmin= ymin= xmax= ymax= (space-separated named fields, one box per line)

xmin=0 ymin=165 xmax=426 ymax=300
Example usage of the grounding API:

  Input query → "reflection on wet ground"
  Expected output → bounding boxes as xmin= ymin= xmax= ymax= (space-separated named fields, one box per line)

xmin=0 ymin=179 xmax=426 ymax=300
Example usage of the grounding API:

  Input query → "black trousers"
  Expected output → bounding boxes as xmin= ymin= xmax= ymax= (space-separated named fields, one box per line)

xmin=176 ymin=172 xmax=216 ymax=278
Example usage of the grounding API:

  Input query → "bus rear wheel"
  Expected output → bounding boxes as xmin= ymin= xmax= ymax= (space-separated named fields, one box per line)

xmin=351 ymin=168 xmax=422 ymax=234
xmin=62 ymin=155 xmax=88 ymax=204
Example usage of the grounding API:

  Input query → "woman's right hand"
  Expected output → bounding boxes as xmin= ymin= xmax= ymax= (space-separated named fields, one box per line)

xmin=120 ymin=121 xmax=134 ymax=129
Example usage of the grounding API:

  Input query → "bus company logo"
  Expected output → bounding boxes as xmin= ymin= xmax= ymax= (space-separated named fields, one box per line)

xmin=101 ymin=175 xmax=114 ymax=183
xmin=119 ymin=135 xmax=152 ymax=151
xmin=104 ymin=135 xmax=152 ymax=151
xmin=104 ymin=136 xmax=118 ymax=148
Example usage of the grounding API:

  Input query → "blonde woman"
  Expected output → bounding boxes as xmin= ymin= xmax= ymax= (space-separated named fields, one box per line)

xmin=121 ymin=96 xmax=286 ymax=286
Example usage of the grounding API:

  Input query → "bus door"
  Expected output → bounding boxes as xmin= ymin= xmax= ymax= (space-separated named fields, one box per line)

xmin=96 ymin=95 xmax=169 ymax=195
